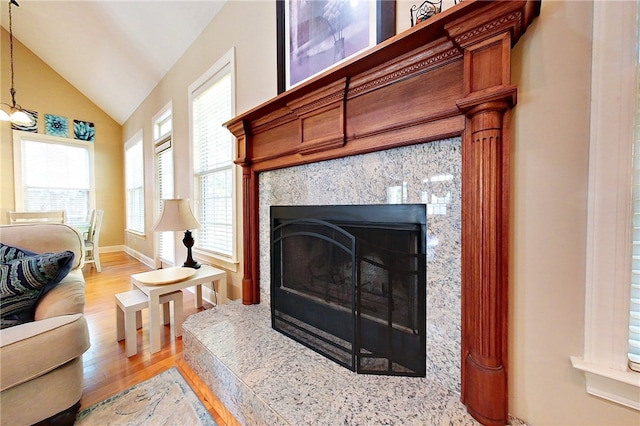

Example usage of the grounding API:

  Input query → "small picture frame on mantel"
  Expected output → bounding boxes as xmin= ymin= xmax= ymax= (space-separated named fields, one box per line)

xmin=276 ymin=0 xmax=395 ymax=94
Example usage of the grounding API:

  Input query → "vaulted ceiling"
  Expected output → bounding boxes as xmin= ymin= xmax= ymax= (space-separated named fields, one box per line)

xmin=1 ymin=1 xmax=227 ymax=124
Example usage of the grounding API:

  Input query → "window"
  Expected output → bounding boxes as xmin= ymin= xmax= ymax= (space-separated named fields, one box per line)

xmin=125 ymin=132 xmax=145 ymax=234
xmin=190 ymin=48 xmax=236 ymax=260
xmin=570 ymin=0 xmax=640 ymax=411
xmin=13 ymin=132 xmax=95 ymax=223
xmin=154 ymin=104 xmax=175 ymax=265
xmin=629 ymin=58 xmax=640 ymax=373
xmin=154 ymin=107 xmax=172 ymax=141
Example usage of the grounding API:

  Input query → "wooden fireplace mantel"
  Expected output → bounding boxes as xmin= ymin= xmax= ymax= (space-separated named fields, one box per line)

xmin=225 ymin=1 xmax=540 ymax=424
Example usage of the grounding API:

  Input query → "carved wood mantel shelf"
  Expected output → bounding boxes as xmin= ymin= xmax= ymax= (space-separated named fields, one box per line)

xmin=225 ymin=1 xmax=540 ymax=424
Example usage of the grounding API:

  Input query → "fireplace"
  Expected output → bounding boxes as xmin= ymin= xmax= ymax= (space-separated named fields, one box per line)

xmin=226 ymin=1 xmax=541 ymax=423
xmin=271 ymin=204 xmax=427 ymax=376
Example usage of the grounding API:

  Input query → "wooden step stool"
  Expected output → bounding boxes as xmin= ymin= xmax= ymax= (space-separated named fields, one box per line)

xmin=115 ymin=289 xmax=183 ymax=357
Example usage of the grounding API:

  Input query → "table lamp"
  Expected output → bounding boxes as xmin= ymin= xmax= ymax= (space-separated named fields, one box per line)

xmin=154 ymin=199 xmax=201 ymax=269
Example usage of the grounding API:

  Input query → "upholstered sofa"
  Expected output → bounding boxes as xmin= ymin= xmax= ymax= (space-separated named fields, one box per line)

xmin=0 ymin=223 xmax=91 ymax=425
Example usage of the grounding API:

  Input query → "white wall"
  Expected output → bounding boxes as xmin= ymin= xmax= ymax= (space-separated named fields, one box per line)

xmin=511 ymin=1 xmax=638 ymax=424
xmin=122 ymin=1 xmax=277 ymax=299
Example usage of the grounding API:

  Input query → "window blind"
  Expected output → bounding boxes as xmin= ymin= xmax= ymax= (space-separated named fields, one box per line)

xmin=156 ymin=138 xmax=174 ymax=264
xmin=20 ymin=139 xmax=91 ymax=223
xmin=192 ymin=69 xmax=234 ymax=257
xmin=630 ymin=63 xmax=640 ymax=372
xmin=125 ymin=137 xmax=145 ymax=233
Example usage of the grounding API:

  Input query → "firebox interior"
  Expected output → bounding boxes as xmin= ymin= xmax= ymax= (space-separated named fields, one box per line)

xmin=271 ymin=204 xmax=427 ymax=376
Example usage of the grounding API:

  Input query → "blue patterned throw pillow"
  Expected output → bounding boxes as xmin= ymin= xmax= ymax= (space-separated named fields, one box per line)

xmin=0 ymin=250 xmax=75 ymax=329
xmin=0 ymin=243 xmax=37 ymax=263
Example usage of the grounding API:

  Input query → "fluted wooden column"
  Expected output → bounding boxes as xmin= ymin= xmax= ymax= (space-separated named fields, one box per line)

xmin=458 ymin=97 xmax=512 ymax=425
xmin=229 ymin=120 xmax=260 ymax=305
xmin=448 ymin=5 xmax=524 ymax=423
xmin=241 ymin=165 xmax=259 ymax=305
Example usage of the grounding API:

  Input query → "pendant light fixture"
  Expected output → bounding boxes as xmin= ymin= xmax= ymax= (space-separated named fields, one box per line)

xmin=0 ymin=0 xmax=34 ymax=126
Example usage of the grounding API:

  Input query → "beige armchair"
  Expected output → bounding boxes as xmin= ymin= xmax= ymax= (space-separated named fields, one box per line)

xmin=0 ymin=224 xmax=90 ymax=425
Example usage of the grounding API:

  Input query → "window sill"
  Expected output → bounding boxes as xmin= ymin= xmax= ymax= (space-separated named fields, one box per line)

xmin=126 ymin=229 xmax=146 ymax=239
xmin=194 ymin=248 xmax=239 ymax=273
xmin=571 ymin=356 xmax=640 ymax=411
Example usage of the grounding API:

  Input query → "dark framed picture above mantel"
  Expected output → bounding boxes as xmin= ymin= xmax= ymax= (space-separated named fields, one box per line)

xmin=277 ymin=0 xmax=396 ymax=93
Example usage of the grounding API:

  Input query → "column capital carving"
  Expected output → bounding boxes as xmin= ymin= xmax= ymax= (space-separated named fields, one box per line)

xmin=445 ymin=0 xmax=540 ymax=49
xmin=227 ymin=119 xmax=252 ymax=166
xmin=457 ymin=86 xmax=517 ymax=116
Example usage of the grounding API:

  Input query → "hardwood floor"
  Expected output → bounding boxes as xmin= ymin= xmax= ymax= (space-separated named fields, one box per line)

xmin=79 ymin=251 xmax=231 ymax=425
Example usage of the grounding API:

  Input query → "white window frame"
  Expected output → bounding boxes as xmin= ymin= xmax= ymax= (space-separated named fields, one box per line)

xmin=12 ymin=130 xmax=96 ymax=222
xmin=153 ymin=102 xmax=175 ymax=266
xmin=154 ymin=103 xmax=173 ymax=142
xmin=570 ymin=0 xmax=640 ymax=411
xmin=188 ymin=47 xmax=237 ymax=264
xmin=124 ymin=130 xmax=145 ymax=236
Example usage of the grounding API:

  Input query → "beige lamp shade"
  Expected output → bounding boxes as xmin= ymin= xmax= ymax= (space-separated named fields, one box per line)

xmin=154 ymin=199 xmax=201 ymax=232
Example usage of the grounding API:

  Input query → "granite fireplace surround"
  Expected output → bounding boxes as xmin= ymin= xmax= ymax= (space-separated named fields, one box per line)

xmin=183 ymin=1 xmax=540 ymax=425
xmin=259 ymin=140 xmax=461 ymax=386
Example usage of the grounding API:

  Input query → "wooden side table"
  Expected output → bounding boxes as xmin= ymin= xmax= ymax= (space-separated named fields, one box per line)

xmin=131 ymin=265 xmax=227 ymax=354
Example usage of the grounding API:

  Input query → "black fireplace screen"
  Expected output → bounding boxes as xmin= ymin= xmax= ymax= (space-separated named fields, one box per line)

xmin=271 ymin=204 xmax=427 ymax=376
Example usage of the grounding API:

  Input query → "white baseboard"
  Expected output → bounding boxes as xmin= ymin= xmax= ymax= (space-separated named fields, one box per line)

xmin=123 ymin=246 xmax=155 ymax=268
xmin=98 ymin=245 xmax=125 ymax=253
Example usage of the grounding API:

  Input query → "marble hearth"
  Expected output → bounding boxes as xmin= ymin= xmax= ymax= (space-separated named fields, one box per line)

xmin=183 ymin=301 xmax=481 ymax=425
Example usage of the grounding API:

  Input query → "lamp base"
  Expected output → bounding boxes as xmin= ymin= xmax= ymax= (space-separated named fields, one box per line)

xmin=183 ymin=258 xmax=201 ymax=269
xmin=182 ymin=230 xmax=201 ymax=269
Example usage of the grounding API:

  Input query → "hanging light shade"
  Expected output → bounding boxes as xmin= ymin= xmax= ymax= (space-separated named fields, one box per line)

xmin=1 ymin=0 xmax=34 ymax=127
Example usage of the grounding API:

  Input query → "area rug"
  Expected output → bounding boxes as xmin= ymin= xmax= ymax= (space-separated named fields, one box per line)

xmin=76 ymin=367 xmax=217 ymax=425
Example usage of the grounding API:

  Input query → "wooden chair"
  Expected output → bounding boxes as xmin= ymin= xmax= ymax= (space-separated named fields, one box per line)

xmin=82 ymin=209 xmax=97 ymax=239
xmin=84 ymin=209 xmax=104 ymax=272
xmin=8 ymin=210 xmax=66 ymax=224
